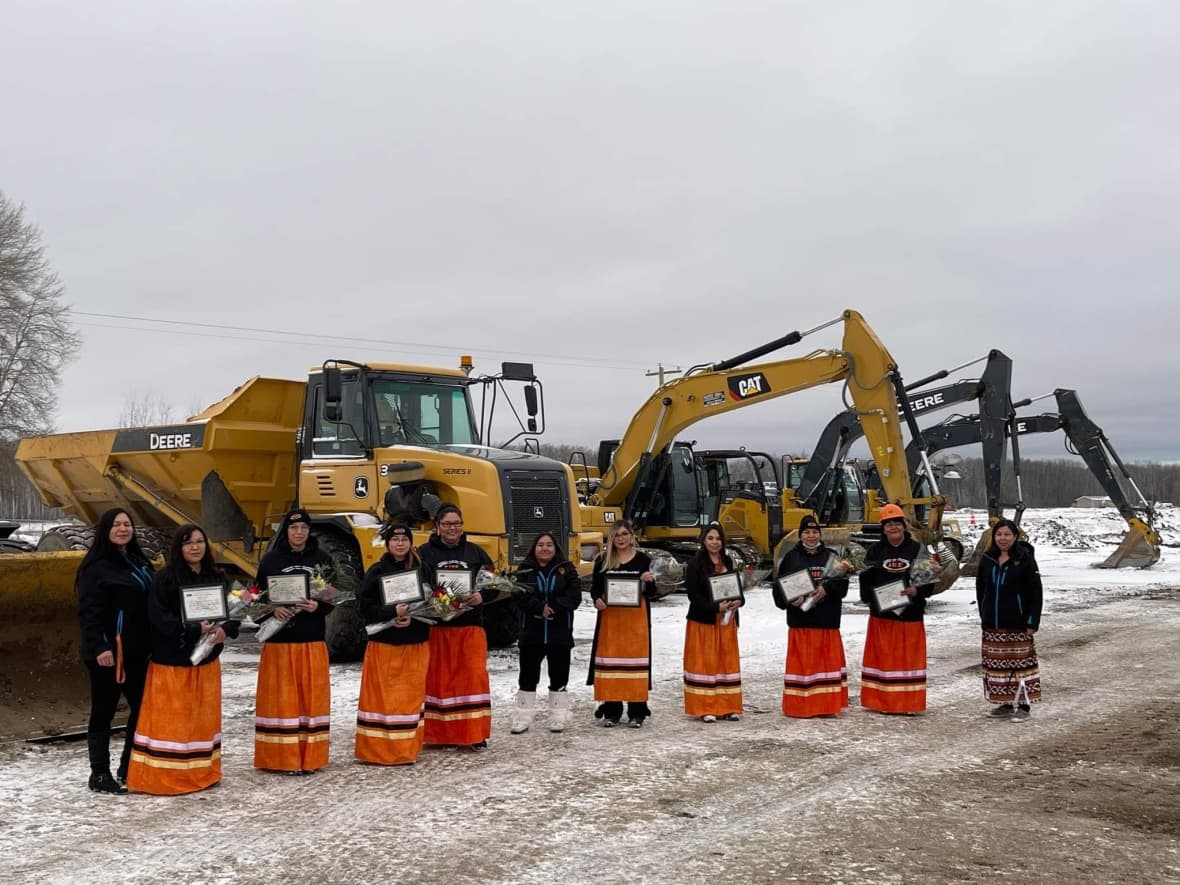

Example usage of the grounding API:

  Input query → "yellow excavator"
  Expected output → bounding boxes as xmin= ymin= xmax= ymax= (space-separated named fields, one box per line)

xmin=579 ymin=310 xmax=948 ymax=569
xmin=2 ymin=357 xmax=603 ymax=740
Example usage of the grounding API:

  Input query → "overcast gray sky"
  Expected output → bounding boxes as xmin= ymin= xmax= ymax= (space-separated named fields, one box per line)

xmin=4 ymin=1 xmax=1178 ymax=463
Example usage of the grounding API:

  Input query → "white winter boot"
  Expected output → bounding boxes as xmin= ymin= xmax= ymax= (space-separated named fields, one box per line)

xmin=548 ymin=690 xmax=571 ymax=733
xmin=510 ymin=690 xmax=536 ymax=734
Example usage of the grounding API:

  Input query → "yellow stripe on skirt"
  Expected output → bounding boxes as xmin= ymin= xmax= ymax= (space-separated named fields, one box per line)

xmin=860 ymin=617 xmax=927 ymax=714
xmin=254 ymin=641 xmax=331 ymax=772
xmin=783 ymin=627 xmax=848 ymax=718
xmin=126 ymin=660 xmax=222 ymax=795
xmin=356 ymin=641 xmax=429 ymax=765
xmin=423 ymin=626 xmax=491 ymax=746
xmin=683 ymin=616 xmax=742 ymax=717
xmin=592 ymin=602 xmax=650 ymax=703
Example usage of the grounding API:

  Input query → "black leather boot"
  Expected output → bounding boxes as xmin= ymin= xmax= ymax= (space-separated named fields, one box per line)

xmin=88 ymin=772 xmax=127 ymax=794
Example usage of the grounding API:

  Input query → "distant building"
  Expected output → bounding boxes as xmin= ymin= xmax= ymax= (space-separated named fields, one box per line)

xmin=1072 ymin=495 xmax=1114 ymax=508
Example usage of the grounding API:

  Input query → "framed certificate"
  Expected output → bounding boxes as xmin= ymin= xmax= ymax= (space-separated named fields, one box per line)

xmin=380 ymin=571 xmax=425 ymax=606
xmin=872 ymin=580 xmax=910 ymax=614
xmin=180 ymin=584 xmax=227 ymax=623
xmin=436 ymin=569 xmax=474 ymax=593
xmin=777 ymin=569 xmax=816 ymax=602
xmin=708 ymin=571 xmax=742 ymax=602
xmin=605 ymin=577 xmax=642 ymax=607
xmin=267 ymin=573 xmax=310 ymax=604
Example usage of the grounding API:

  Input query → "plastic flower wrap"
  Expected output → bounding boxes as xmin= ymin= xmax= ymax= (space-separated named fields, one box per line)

xmin=726 ymin=547 xmax=772 ymax=590
xmin=649 ymin=554 xmax=685 ymax=595
xmin=908 ymin=549 xmax=946 ymax=588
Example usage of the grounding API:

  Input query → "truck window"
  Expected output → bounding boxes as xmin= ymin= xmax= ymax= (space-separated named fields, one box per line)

xmin=369 ymin=378 xmax=477 ymax=447
xmin=313 ymin=380 xmax=364 ymax=458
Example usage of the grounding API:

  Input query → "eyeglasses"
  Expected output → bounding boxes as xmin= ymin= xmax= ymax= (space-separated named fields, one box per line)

xmin=438 ymin=521 xmax=463 ymax=528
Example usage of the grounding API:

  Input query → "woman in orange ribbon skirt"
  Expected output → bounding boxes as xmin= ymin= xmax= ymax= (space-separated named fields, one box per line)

xmin=253 ymin=508 xmax=335 ymax=773
xmin=772 ymin=515 xmax=849 ymax=717
xmin=682 ymin=523 xmax=744 ymax=722
xmin=587 ymin=520 xmax=658 ymax=728
xmin=127 ymin=524 xmax=239 ymax=794
xmin=355 ymin=523 xmax=433 ymax=765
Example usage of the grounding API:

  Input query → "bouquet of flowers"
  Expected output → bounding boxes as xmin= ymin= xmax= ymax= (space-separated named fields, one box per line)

xmin=908 ymin=549 xmax=946 ymax=588
xmin=820 ymin=542 xmax=868 ymax=582
xmin=189 ymin=582 xmax=265 ymax=666
xmin=256 ymin=565 xmax=354 ymax=643
xmin=409 ymin=575 xmax=479 ymax=624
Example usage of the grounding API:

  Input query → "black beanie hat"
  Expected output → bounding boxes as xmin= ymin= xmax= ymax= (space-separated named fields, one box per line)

xmin=381 ymin=523 xmax=413 ymax=542
xmin=282 ymin=507 xmax=312 ymax=530
xmin=798 ymin=515 xmax=821 ymax=534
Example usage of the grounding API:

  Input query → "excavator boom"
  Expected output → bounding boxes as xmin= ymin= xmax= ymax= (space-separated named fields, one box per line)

xmin=591 ymin=310 xmax=937 ymax=531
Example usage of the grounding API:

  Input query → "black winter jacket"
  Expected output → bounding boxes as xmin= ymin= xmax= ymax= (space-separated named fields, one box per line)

xmin=148 ymin=565 xmax=241 ymax=667
xmin=255 ymin=536 xmax=336 ymax=644
xmin=416 ymin=533 xmax=495 ymax=629
xmin=858 ymin=533 xmax=935 ymax=622
xmin=76 ymin=552 xmax=155 ymax=662
xmin=358 ymin=553 xmax=434 ymax=646
xmin=514 ymin=558 xmax=582 ymax=648
xmin=773 ymin=542 xmax=849 ymax=630
xmin=684 ymin=554 xmax=745 ymax=625
xmin=976 ymin=541 xmax=1043 ymax=631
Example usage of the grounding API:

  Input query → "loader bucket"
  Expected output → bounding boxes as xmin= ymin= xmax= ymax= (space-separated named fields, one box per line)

xmin=960 ymin=531 xmax=992 ymax=578
xmin=0 ymin=551 xmax=90 ymax=741
xmin=932 ymin=556 xmax=961 ymax=595
xmin=1097 ymin=520 xmax=1161 ymax=569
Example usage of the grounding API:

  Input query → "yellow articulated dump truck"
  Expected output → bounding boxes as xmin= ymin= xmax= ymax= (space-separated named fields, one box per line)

xmin=3 ymin=358 xmax=603 ymax=739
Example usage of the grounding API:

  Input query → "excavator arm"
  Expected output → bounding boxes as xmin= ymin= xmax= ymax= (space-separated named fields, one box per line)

xmin=591 ymin=310 xmax=936 ymax=530
xmin=912 ymin=389 xmax=1160 ymax=570
xmin=797 ymin=350 xmax=1013 ymax=525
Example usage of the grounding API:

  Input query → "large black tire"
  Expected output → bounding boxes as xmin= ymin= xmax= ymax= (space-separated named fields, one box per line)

xmin=314 ymin=530 xmax=367 ymax=663
xmin=35 ymin=525 xmax=95 ymax=552
xmin=483 ymin=600 xmax=522 ymax=649
xmin=136 ymin=527 xmax=169 ymax=563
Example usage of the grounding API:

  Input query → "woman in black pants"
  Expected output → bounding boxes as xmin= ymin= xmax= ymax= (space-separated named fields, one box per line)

xmin=75 ymin=508 xmax=155 ymax=793
xmin=510 ymin=533 xmax=582 ymax=734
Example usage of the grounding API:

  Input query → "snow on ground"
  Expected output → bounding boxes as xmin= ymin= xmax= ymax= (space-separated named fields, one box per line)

xmin=0 ymin=508 xmax=1176 ymax=884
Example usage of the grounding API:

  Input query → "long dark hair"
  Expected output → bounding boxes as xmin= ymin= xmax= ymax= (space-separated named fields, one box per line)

xmin=524 ymin=532 xmax=566 ymax=565
xmin=985 ymin=518 xmax=1023 ymax=558
xmin=690 ymin=522 xmax=728 ymax=570
xmin=77 ymin=507 xmax=150 ymax=575
xmin=164 ymin=523 xmax=222 ymax=585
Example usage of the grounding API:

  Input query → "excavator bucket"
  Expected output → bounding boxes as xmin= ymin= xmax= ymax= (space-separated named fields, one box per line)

xmin=1098 ymin=520 xmax=1161 ymax=569
xmin=0 ymin=551 xmax=90 ymax=741
xmin=959 ymin=530 xmax=992 ymax=578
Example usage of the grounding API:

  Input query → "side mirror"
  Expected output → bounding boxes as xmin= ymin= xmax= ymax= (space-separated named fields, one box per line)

xmin=325 ymin=403 xmax=343 ymax=422
xmin=527 ymin=418 xmax=537 ymax=433
xmin=324 ymin=365 xmax=342 ymax=406
xmin=524 ymin=385 xmax=538 ymax=417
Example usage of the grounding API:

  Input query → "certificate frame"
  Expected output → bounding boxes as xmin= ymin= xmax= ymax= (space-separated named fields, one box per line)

xmin=267 ymin=573 xmax=310 ymax=604
xmin=436 ymin=569 xmax=474 ymax=593
xmin=605 ymin=577 xmax=642 ymax=607
xmin=380 ymin=571 xmax=425 ymax=606
xmin=872 ymin=580 xmax=911 ymax=614
xmin=777 ymin=569 xmax=816 ymax=602
xmin=180 ymin=584 xmax=227 ymax=623
xmin=708 ymin=571 xmax=742 ymax=602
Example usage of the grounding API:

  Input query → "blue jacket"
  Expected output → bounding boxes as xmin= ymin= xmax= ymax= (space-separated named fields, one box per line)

xmin=976 ymin=541 xmax=1043 ymax=631
xmin=514 ymin=558 xmax=581 ymax=648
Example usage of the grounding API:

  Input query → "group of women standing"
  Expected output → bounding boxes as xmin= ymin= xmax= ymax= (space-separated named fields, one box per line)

xmin=75 ymin=501 xmax=1045 ymax=795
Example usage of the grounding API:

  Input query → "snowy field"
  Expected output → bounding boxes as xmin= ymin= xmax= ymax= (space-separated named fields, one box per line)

xmin=0 ymin=507 xmax=1177 ymax=884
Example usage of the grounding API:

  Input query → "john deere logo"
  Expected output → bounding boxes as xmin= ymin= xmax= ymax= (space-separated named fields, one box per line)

xmin=727 ymin=372 xmax=771 ymax=401
xmin=534 ymin=506 xmax=545 ymax=519
xmin=354 ymin=477 xmax=369 ymax=498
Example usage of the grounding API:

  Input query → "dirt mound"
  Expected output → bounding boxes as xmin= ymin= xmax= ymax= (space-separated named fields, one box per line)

xmin=1028 ymin=517 xmax=1094 ymax=550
